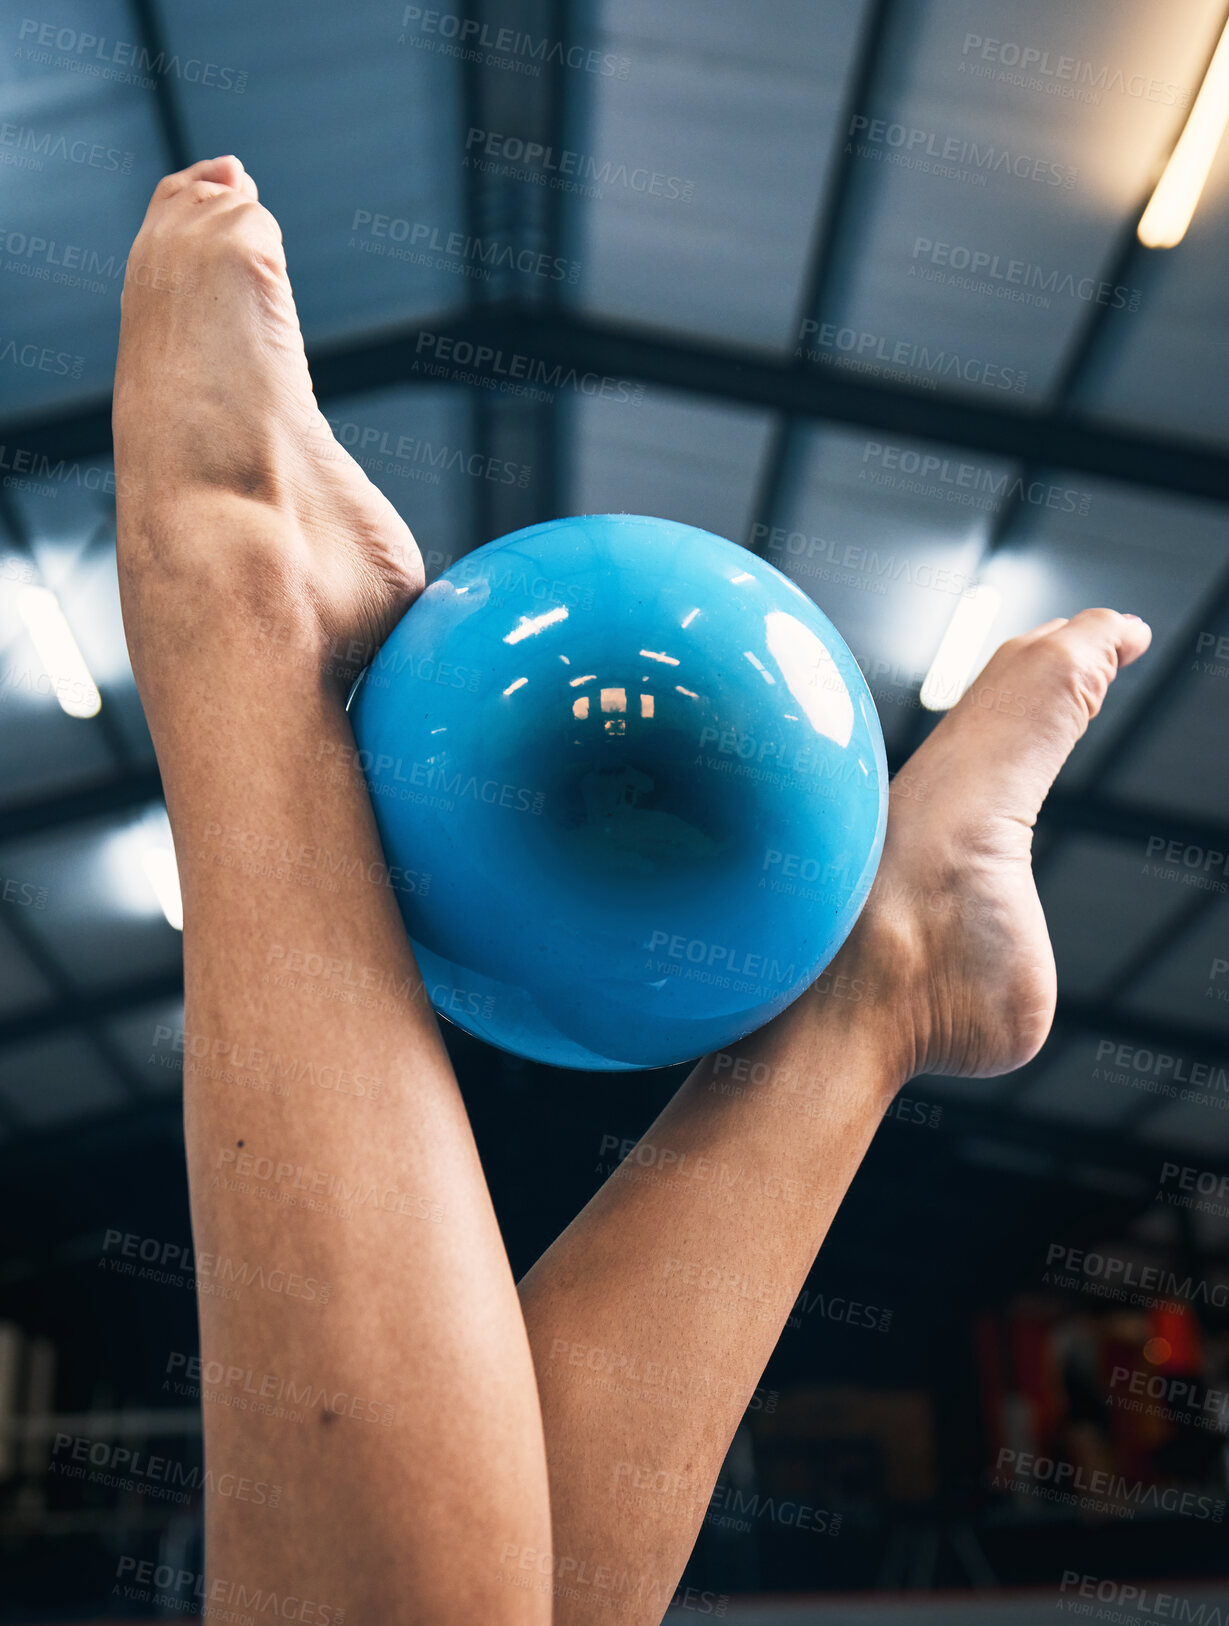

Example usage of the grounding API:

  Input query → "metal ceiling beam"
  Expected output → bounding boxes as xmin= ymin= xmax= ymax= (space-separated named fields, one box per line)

xmin=0 ymin=766 xmax=163 ymax=845
xmin=8 ymin=306 xmax=1229 ymax=504
xmin=1083 ymin=560 xmax=1229 ymax=791
xmin=746 ymin=0 xmax=898 ymax=553
xmin=126 ymin=0 xmax=192 ymax=171
xmin=0 ymin=966 xmax=183 ymax=1052
xmin=1052 ymin=994 xmax=1229 ymax=1063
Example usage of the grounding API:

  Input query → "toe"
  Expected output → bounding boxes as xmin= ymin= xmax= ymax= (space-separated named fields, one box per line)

xmin=932 ymin=608 xmax=1154 ymax=826
xmin=1047 ymin=606 xmax=1152 ymax=673
xmin=149 ymin=155 xmax=252 ymax=210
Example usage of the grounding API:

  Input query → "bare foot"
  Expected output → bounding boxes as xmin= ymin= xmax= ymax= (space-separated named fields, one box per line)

xmin=831 ymin=610 xmax=1153 ymax=1080
xmin=113 ymin=156 xmax=423 ymax=693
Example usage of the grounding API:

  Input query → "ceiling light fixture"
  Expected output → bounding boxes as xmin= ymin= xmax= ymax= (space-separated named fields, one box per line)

xmin=1138 ymin=15 xmax=1229 ymax=248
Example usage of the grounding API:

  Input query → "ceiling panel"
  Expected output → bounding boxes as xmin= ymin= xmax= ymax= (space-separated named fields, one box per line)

xmin=978 ymin=481 xmax=1229 ymax=793
xmin=0 ymin=0 xmax=167 ymax=415
xmin=567 ymin=384 xmax=774 ymax=541
xmin=770 ymin=424 xmax=996 ymax=755
xmin=1014 ymin=1035 xmax=1146 ymax=1128
xmin=321 ymin=384 xmax=480 ymax=567
xmin=1130 ymin=892 xmax=1229 ymax=1034
xmin=0 ymin=912 xmax=56 ymax=1016
xmin=1136 ymin=1092 xmax=1229 ymax=1152
xmin=1098 ymin=607 xmax=1229 ymax=820
xmin=814 ymin=0 xmax=1224 ymax=406
xmin=0 ymin=1030 xmax=130 ymax=1127
xmin=1036 ymin=836 xmax=1198 ymax=999
xmin=0 ymin=807 xmax=182 ymax=989
xmin=1077 ymin=85 xmax=1229 ymax=446
xmin=567 ymin=0 xmax=872 ymax=349
xmin=105 ymin=996 xmax=186 ymax=1097
xmin=162 ymin=0 xmax=469 ymax=344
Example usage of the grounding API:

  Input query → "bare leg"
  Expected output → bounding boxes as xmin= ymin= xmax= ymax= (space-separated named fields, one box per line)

xmin=116 ymin=158 xmax=551 ymax=1624
xmin=517 ymin=610 xmax=1152 ymax=1623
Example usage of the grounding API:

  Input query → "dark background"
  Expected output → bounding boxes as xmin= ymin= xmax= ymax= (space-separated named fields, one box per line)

xmin=1 ymin=0 xmax=1229 ymax=1620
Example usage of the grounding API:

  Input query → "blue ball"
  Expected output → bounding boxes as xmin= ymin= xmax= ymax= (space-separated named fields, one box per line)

xmin=350 ymin=514 xmax=887 ymax=1071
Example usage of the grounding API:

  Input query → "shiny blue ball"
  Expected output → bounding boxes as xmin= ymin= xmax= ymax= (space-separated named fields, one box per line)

xmin=350 ymin=514 xmax=887 ymax=1071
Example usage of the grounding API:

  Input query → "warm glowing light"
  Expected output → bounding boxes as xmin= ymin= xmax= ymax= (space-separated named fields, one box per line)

xmin=639 ymin=649 xmax=680 ymax=665
xmin=1138 ymin=15 xmax=1229 ymax=247
xmin=920 ymin=585 xmax=1002 ymax=711
xmin=504 ymin=605 xmax=568 ymax=644
xmin=600 ymin=687 xmax=627 ymax=713
xmin=502 ymin=676 xmax=528 ymax=696
xmin=142 ymin=845 xmax=183 ymax=931
xmin=572 ymin=696 xmax=590 ymax=719
xmin=17 ymin=586 xmax=101 ymax=718
xmin=640 ymin=693 xmax=654 ymax=717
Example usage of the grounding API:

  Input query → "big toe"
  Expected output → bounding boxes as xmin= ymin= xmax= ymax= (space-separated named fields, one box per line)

xmin=925 ymin=608 xmax=1153 ymax=824
xmin=197 ymin=154 xmax=256 ymax=197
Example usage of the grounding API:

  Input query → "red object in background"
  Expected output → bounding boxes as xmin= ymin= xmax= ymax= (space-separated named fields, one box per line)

xmin=1151 ymin=1302 xmax=1202 ymax=1372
